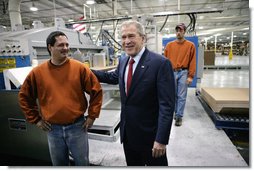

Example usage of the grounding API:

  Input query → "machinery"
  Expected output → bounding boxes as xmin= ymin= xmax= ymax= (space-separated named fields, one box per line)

xmin=0 ymin=21 xmax=109 ymax=89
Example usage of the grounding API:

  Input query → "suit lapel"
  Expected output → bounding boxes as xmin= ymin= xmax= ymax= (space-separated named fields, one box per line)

xmin=128 ymin=49 xmax=150 ymax=96
xmin=120 ymin=56 xmax=129 ymax=98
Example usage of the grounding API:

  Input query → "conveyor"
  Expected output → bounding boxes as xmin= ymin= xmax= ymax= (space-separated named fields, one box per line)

xmin=197 ymin=87 xmax=249 ymax=130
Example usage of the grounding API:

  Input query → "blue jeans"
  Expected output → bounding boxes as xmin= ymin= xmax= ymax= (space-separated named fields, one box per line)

xmin=47 ymin=116 xmax=89 ymax=166
xmin=174 ymin=70 xmax=188 ymax=118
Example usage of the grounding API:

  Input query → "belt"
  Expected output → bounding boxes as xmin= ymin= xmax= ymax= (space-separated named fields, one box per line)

xmin=60 ymin=115 xmax=85 ymax=126
xmin=173 ymin=68 xmax=188 ymax=72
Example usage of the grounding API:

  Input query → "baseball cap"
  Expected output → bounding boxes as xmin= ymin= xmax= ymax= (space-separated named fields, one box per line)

xmin=175 ymin=23 xmax=186 ymax=31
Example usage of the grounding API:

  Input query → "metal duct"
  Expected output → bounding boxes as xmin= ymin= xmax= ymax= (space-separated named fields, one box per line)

xmin=8 ymin=0 xmax=22 ymax=31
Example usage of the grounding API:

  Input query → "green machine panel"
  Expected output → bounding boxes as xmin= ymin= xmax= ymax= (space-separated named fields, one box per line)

xmin=0 ymin=90 xmax=51 ymax=162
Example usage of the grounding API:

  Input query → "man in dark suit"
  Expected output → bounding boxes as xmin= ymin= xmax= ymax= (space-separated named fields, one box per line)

xmin=92 ymin=20 xmax=175 ymax=166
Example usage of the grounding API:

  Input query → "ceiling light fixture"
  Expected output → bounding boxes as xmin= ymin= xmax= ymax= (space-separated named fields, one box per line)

xmin=86 ymin=0 xmax=95 ymax=5
xmin=30 ymin=2 xmax=38 ymax=11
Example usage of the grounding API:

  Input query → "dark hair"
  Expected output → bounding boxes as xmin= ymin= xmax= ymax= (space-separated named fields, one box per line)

xmin=46 ymin=31 xmax=68 ymax=55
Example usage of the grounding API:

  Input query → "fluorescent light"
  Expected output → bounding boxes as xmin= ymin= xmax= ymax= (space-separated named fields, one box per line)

xmin=30 ymin=2 xmax=38 ymax=11
xmin=30 ymin=6 xmax=38 ymax=11
xmin=86 ymin=0 xmax=95 ymax=5
xmin=199 ymin=16 xmax=204 ymax=19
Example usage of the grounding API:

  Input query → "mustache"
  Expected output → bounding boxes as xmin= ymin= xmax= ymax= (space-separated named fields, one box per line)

xmin=61 ymin=49 xmax=69 ymax=53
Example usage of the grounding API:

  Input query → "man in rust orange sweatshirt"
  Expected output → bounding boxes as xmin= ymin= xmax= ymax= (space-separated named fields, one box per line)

xmin=164 ymin=23 xmax=196 ymax=127
xmin=18 ymin=31 xmax=103 ymax=166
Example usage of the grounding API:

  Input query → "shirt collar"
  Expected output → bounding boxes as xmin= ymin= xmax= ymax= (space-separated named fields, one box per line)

xmin=129 ymin=47 xmax=145 ymax=63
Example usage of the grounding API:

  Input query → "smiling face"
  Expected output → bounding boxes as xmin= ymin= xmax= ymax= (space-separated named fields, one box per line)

xmin=121 ymin=24 xmax=145 ymax=57
xmin=48 ymin=35 xmax=69 ymax=61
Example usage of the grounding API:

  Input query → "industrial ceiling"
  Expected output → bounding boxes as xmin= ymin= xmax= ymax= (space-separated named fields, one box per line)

xmin=0 ymin=0 xmax=250 ymax=44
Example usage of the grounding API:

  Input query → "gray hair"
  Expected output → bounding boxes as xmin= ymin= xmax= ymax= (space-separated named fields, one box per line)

xmin=120 ymin=20 xmax=145 ymax=36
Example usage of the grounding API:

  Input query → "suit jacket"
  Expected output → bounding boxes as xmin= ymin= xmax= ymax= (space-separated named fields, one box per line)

xmin=93 ymin=48 xmax=175 ymax=150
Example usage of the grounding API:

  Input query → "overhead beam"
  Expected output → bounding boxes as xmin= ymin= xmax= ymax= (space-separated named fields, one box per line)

xmin=67 ymin=8 xmax=223 ymax=25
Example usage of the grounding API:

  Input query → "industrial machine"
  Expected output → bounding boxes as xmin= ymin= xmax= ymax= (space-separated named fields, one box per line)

xmin=0 ymin=21 xmax=109 ymax=89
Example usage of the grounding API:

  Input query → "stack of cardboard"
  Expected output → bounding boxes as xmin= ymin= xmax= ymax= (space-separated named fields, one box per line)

xmin=201 ymin=87 xmax=249 ymax=113
xmin=204 ymin=51 xmax=215 ymax=65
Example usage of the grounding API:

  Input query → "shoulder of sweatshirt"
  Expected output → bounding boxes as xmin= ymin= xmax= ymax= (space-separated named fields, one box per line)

xmin=69 ymin=58 xmax=87 ymax=68
xmin=165 ymin=41 xmax=176 ymax=48
xmin=68 ymin=58 xmax=93 ymax=75
xmin=30 ymin=60 xmax=49 ymax=73
xmin=184 ymin=39 xmax=195 ymax=46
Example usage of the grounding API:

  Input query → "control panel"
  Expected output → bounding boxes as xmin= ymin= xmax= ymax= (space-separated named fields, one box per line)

xmin=0 ymin=39 xmax=31 ymax=89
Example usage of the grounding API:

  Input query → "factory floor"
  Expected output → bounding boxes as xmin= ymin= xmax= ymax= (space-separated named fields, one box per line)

xmin=89 ymin=65 xmax=249 ymax=166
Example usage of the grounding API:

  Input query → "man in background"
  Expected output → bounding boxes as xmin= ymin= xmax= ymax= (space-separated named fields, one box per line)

xmin=164 ymin=23 xmax=196 ymax=127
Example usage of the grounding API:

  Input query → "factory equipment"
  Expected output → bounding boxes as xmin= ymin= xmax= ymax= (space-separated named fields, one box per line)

xmin=138 ymin=15 xmax=163 ymax=54
xmin=0 ymin=90 xmax=51 ymax=162
xmin=197 ymin=87 xmax=249 ymax=130
xmin=0 ymin=24 xmax=109 ymax=89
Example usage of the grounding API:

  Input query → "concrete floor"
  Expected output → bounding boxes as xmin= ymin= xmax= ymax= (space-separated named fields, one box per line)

xmin=88 ymin=68 xmax=249 ymax=166
xmin=214 ymin=55 xmax=249 ymax=66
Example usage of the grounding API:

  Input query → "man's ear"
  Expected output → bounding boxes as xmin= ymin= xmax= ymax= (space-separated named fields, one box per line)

xmin=142 ymin=35 xmax=146 ymax=42
xmin=48 ymin=44 xmax=52 ymax=51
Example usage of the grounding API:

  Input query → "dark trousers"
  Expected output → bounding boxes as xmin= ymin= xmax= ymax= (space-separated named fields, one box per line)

xmin=123 ymin=143 xmax=168 ymax=166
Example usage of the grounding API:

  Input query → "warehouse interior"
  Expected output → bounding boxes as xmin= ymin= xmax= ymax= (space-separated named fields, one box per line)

xmin=0 ymin=0 xmax=251 ymax=166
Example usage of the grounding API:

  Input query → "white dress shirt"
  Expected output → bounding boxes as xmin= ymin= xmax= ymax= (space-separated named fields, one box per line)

xmin=124 ymin=47 xmax=145 ymax=94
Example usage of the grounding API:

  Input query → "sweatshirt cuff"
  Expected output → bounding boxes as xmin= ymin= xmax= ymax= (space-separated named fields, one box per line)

xmin=88 ymin=115 xmax=96 ymax=120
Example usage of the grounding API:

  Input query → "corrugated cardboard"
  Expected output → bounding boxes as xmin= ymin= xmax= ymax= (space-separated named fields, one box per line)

xmin=201 ymin=87 xmax=249 ymax=113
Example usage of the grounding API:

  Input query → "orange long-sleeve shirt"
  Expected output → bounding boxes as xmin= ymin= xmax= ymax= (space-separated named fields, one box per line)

xmin=164 ymin=39 xmax=196 ymax=78
xmin=18 ymin=58 xmax=103 ymax=125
